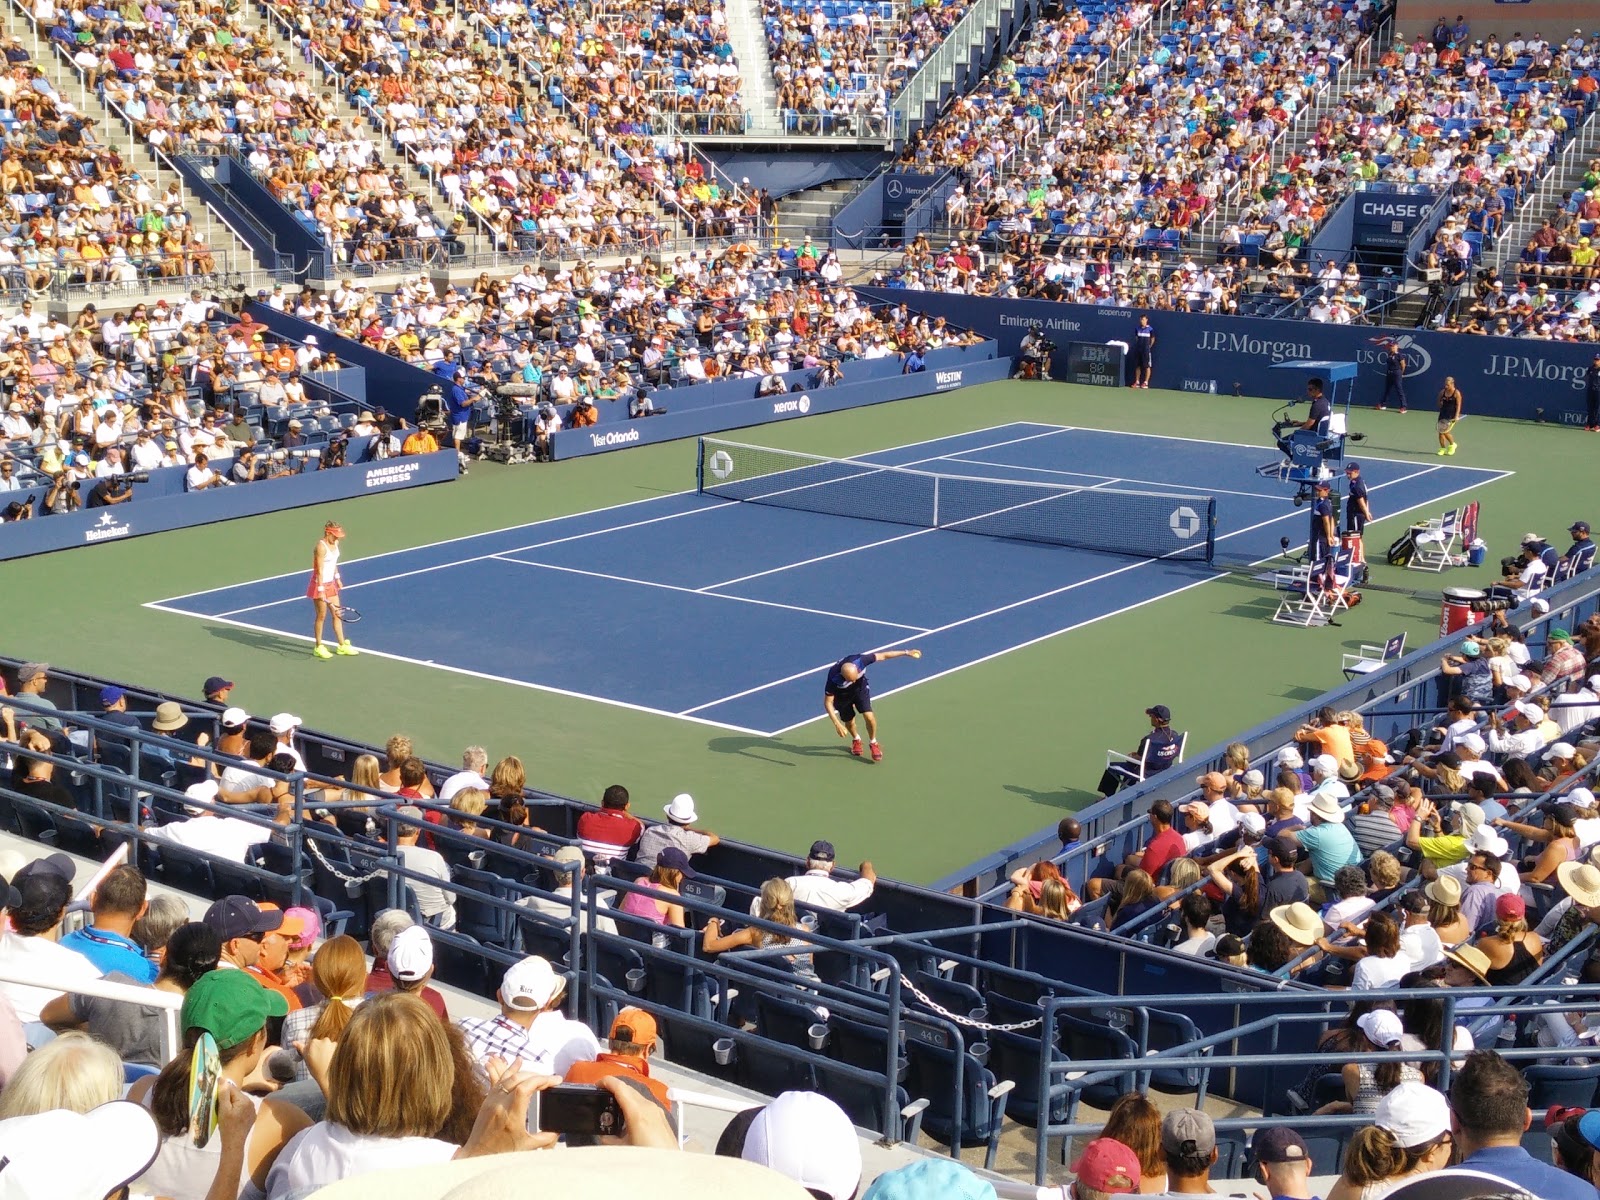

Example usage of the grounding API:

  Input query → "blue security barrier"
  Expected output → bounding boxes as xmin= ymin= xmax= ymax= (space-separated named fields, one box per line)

xmin=856 ymin=287 xmax=1600 ymax=425
xmin=0 ymin=451 xmax=457 ymax=561
xmin=550 ymin=346 xmax=1009 ymax=459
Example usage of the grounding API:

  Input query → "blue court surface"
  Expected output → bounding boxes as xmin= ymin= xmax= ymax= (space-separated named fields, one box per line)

xmin=146 ymin=424 xmax=1509 ymax=736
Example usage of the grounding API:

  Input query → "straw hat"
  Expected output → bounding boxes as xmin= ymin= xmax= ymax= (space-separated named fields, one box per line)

xmin=1557 ymin=861 xmax=1600 ymax=908
xmin=1424 ymin=875 xmax=1462 ymax=907
xmin=1269 ymin=902 xmax=1322 ymax=946
xmin=1308 ymin=793 xmax=1346 ymax=823
xmin=1443 ymin=944 xmax=1491 ymax=985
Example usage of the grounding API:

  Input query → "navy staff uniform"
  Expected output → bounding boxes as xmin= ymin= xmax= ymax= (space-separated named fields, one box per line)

xmin=1343 ymin=466 xmax=1370 ymax=535
xmin=1309 ymin=489 xmax=1336 ymax=566
xmin=825 ymin=653 xmax=878 ymax=721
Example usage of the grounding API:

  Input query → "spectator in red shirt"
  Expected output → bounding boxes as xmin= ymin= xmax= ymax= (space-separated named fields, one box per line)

xmin=1087 ymin=799 xmax=1184 ymax=902
xmin=362 ymin=910 xmax=448 ymax=1020
xmin=575 ymin=784 xmax=643 ymax=867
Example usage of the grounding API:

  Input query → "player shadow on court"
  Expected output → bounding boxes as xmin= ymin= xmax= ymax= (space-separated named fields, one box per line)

xmin=203 ymin=626 xmax=311 ymax=658
xmin=1004 ymin=783 xmax=1095 ymax=810
xmin=706 ymin=735 xmax=869 ymax=766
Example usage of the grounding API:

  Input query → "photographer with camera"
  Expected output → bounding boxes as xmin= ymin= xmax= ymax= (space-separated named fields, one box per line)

xmin=42 ymin=468 xmax=81 ymax=516
xmin=0 ymin=498 xmax=33 ymax=523
xmin=185 ymin=450 xmax=232 ymax=492
xmin=1016 ymin=324 xmax=1053 ymax=380
xmin=86 ymin=471 xmax=143 ymax=509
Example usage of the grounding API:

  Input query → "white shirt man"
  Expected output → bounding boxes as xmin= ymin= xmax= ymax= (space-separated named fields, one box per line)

xmin=457 ymin=956 xmax=599 ymax=1077
xmin=769 ymin=843 xmax=875 ymax=913
xmin=394 ymin=807 xmax=454 ymax=929
xmin=517 ymin=846 xmax=617 ymax=936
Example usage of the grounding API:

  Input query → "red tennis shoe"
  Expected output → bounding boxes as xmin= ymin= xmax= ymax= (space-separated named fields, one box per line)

xmin=870 ymin=742 xmax=883 ymax=762
xmin=850 ymin=738 xmax=862 ymax=757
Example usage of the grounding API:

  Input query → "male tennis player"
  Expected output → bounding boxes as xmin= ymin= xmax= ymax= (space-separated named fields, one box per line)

xmin=824 ymin=648 xmax=921 ymax=762
xmin=308 ymin=521 xmax=357 ymax=660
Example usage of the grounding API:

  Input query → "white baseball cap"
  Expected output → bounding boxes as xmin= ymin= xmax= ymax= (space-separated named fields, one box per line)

xmin=1375 ymin=1081 xmax=1451 ymax=1149
xmin=0 ymin=1101 xmax=160 ymax=1200
xmin=1312 ymin=754 xmax=1340 ymax=777
xmin=220 ymin=706 xmax=249 ymax=728
xmin=1456 ymin=732 xmax=1486 ymax=756
xmin=664 ymin=793 xmax=698 ymax=824
xmin=269 ymin=712 xmax=302 ymax=735
xmin=500 ymin=955 xmax=563 ymax=1011
xmin=387 ymin=924 xmax=434 ymax=982
xmin=741 ymin=1091 xmax=862 ymax=1200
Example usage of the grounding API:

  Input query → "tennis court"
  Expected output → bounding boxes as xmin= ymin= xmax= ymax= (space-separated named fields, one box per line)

xmin=145 ymin=423 xmax=1507 ymax=737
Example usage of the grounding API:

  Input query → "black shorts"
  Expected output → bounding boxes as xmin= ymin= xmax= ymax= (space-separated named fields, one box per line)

xmin=830 ymin=683 xmax=872 ymax=722
xmin=1345 ymin=511 xmax=1367 ymax=535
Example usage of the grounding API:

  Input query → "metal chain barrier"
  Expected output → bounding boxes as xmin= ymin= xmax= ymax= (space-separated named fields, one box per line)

xmin=897 ymin=974 xmax=1041 ymax=1032
xmin=305 ymin=837 xmax=389 ymax=888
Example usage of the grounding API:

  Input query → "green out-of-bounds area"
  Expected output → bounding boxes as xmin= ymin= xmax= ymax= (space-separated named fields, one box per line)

xmin=5 ymin=380 xmax=1579 ymax=882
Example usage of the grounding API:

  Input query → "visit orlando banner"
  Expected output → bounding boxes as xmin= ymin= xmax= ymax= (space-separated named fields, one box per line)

xmin=855 ymin=287 xmax=1598 ymax=425
xmin=0 ymin=451 xmax=458 ymax=562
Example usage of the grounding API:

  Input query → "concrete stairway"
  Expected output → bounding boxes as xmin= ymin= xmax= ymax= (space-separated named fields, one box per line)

xmin=722 ymin=0 xmax=784 ymax=136
xmin=4 ymin=16 xmax=265 ymax=288
xmin=1495 ymin=107 xmax=1600 ymax=270
xmin=775 ymin=180 xmax=859 ymax=242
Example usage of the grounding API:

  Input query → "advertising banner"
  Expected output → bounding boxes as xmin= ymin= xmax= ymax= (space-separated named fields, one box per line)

xmin=0 ymin=451 xmax=457 ymax=562
xmin=855 ymin=287 xmax=1599 ymax=426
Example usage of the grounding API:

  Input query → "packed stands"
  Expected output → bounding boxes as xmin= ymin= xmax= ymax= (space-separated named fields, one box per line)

xmin=275 ymin=245 xmax=984 ymax=433
xmin=0 ymin=296 xmax=407 ymax=519
xmin=256 ymin=0 xmax=762 ymax=264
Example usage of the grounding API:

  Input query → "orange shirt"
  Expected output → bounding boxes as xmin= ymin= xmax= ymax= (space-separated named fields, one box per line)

xmin=564 ymin=1053 xmax=670 ymax=1110
xmin=245 ymin=965 xmax=303 ymax=1012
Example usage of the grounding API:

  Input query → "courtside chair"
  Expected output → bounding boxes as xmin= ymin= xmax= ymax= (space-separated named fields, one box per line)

xmin=1408 ymin=509 xmax=1462 ymax=572
xmin=1343 ymin=632 xmax=1406 ymax=680
xmin=1102 ymin=731 xmax=1188 ymax=792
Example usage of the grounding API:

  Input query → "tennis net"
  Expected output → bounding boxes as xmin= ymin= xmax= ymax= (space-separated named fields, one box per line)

xmin=696 ymin=438 xmax=1217 ymax=563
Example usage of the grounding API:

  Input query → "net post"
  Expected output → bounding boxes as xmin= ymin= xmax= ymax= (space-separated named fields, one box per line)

xmin=1205 ymin=498 xmax=1218 ymax=565
xmin=695 ymin=438 xmax=705 ymax=495
xmin=932 ymin=475 xmax=940 ymax=528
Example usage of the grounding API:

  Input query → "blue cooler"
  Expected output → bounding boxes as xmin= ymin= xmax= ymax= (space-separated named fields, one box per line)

xmin=1467 ymin=539 xmax=1486 ymax=567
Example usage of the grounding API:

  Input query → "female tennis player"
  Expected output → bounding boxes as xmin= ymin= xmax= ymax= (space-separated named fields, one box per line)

xmin=823 ymin=648 xmax=921 ymax=762
xmin=308 ymin=521 xmax=357 ymax=659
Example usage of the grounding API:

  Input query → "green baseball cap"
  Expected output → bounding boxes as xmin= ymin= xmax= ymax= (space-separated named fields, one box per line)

xmin=181 ymin=970 xmax=288 ymax=1049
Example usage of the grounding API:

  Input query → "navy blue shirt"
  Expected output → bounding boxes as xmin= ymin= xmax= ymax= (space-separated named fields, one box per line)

xmin=1310 ymin=497 xmax=1334 ymax=548
xmin=1566 ymin=540 xmax=1595 ymax=574
xmin=59 ymin=926 xmax=157 ymax=984
xmin=1133 ymin=324 xmax=1155 ymax=358
xmin=1307 ymin=394 xmax=1331 ymax=427
xmin=825 ymin=653 xmax=877 ymax=697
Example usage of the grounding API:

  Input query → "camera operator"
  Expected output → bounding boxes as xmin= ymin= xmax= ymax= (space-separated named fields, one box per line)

xmin=184 ymin=450 xmax=232 ymax=492
xmin=1487 ymin=546 xmax=1548 ymax=603
xmin=86 ymin=471 xmax=142 ymax=509
xmin=1016 ymin=324 xmax=1053 ymax=380
xmin=43 ymin=469 xmax=81 ymax=515
xmin=318 ymin=432 xmax=348 ymax=471
xmin=628 ymin=386 xmax=663 ymax=420
xmin=1 ymin=498 xmax=33 ymax=523
xmin=532 ymin=401 xmax=560 ymax=462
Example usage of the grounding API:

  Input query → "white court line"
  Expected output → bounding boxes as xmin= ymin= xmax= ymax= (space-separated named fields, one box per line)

xmin=945 ymin=455 xmax=1289 ymax=501
xmin=1029 ymin=421 xmax=1510 ymax=473
xmin=489 ymin=555 xmax=930 ymax=633
xmin=207 ymin=502 xmax=741 ymax=618
xmin=767 ymin=465 xmax=1517 ymax=734
xmin=145 ymin=421 xmax=1066 ymax=608
xmin=164 ymin=423 xmax=1077 ymax=619
xmin=139 ymin=603 xmax=772 ymax=737
xmin=681 ymin=461 xmax=1490 ymax=722
xmin=697 ymin=475 xmax=1127 ymax=593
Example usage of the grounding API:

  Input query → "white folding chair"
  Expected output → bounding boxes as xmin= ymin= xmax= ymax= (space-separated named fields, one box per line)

xmin=1102 ymin=731 xmax=1189 ymax=791
xmin=1342 ymin=632 xmax=1406 ymax=680
xmin=1408 ymin=509 xmax=1461 ymax=572
xmin=1273 ymin=551 xmax=1355 ymax=627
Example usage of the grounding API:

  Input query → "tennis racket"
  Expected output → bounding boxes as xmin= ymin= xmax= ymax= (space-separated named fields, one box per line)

xmin=332 ymin=604 xmax=362 ymax=623
xmin=188 ymin=1031 xmax=221 ymax=1147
